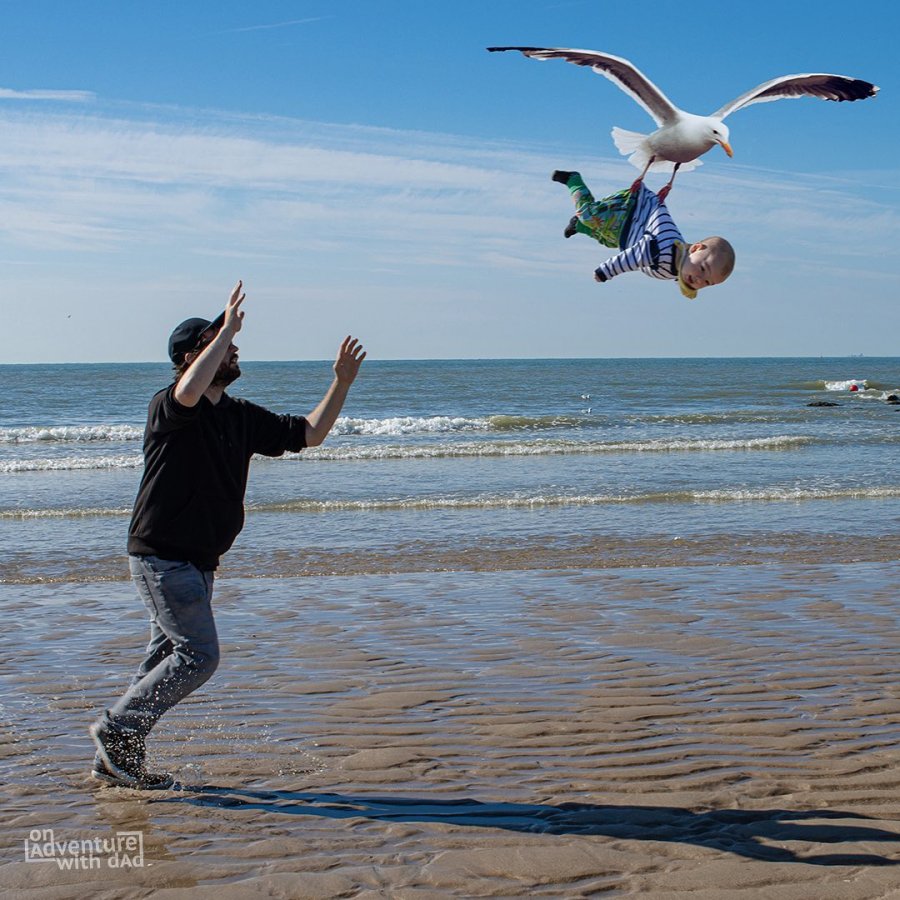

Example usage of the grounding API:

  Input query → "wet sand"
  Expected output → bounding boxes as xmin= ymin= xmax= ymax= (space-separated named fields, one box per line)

xmin=3 ymin=562 xmax=900 ymax=897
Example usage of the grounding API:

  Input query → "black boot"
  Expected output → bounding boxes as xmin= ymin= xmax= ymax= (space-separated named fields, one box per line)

xmin=564 ymin=216 xmax=580 ymax=238
xmin=89 ymin=722 xmax=174 ymax=790
xmin=552 ymin=170 xmax=577 ymax=185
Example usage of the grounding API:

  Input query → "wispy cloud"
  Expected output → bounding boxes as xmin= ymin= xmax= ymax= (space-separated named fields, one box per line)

xmin=0 ymin=99 xmax=897 ymax=362
xmin=0 ymin=102 xmax=896 ymax=275
xmin=213 ymin=17 xmax=326 ymax=35
xmin=0 ymin=88 xmax=95 ymax=102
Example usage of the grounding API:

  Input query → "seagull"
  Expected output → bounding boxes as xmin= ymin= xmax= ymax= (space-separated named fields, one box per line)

xmin=488 ymin=46 xmax=878 ymax=199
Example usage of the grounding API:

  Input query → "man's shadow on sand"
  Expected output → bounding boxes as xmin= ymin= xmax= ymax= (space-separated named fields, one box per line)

xmin=154 ymin=786 xmax=900 ymax=866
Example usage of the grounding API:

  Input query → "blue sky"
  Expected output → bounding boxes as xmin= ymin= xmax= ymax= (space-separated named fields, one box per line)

xmin=1 ymin=0 xmax=896 ymax=362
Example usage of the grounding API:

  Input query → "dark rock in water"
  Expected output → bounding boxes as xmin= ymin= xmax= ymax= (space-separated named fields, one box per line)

xmin=807 ymin=400 xmax=839 ymax=407
xmin=886 ymin=395 xmax=900 ymax=404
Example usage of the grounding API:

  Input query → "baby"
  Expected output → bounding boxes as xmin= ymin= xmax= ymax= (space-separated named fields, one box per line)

xmin=552 ymin=170 xmax=734 ymax=298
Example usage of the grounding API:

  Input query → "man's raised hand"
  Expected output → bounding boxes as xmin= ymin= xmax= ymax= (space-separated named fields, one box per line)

xmin=224 ymin=280 xmax=246 ymax=335
xmin=333 ymin=336 xmax=366 ymax=386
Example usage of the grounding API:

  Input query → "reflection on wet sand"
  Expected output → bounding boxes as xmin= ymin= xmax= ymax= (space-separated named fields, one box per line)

xmin=3 ymin=563 xmax=900 ymax=897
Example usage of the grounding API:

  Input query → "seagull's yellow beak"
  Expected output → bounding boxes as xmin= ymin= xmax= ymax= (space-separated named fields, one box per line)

xmin=719 ymin=140 xmax=734 ymax=158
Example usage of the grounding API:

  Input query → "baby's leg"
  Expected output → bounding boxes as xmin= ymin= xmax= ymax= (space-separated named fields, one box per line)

xmin=553 ymin=172 xmax=626 ymax=246
xmin=570 ymin=180 xmax=618 ymax=238
xmin=559 ymin=174 xmax=612 ymax=239
xmin=562 ymin=173 xmax=595 ymax=212
xmin=578 ymin=187 xmax=634 ymax=248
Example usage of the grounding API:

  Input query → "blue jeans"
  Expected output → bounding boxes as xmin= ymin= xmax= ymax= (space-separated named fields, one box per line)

xmin=101 ymin=555 xmax=220 ymax=738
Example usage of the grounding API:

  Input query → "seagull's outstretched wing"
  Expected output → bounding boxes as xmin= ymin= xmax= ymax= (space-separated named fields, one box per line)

xmin=713 ymin=73 xmax=878 ymax=120
xmin=488 ymin=46 xmax=679 ymax=126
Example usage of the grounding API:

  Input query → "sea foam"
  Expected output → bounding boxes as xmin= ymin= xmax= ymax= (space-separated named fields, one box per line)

xmin=0 ymin=425 xmax=142 ymax=444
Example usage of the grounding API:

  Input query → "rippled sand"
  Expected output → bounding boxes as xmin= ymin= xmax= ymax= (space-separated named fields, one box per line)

xmin=3 ymin=562 xmax=900 ymax=897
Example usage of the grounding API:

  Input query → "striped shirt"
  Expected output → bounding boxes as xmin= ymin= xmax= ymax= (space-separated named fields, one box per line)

xmin=594 ymin=184 xmax=683 ymax=284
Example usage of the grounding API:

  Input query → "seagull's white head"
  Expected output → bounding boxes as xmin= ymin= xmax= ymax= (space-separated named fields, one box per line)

xmin=707 ymin=119 xmax=733 ymax=157
xmin=664 ymin=114 xmax=734 ymax=163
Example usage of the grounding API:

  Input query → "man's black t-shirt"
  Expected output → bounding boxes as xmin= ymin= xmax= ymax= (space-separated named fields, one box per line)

xmin=127 ymin=385 xmax=308 ymax=570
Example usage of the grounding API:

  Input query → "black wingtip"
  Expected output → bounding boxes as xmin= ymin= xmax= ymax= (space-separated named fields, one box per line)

xmin=826 ymin=76 xmax=879 ymax=101
xmin=843 ymin=78 xmax=879 ymax=101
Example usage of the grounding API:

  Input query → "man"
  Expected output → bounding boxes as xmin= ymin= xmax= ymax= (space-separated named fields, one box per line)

xmin=90 ymin=281 xmax=365 ymax=788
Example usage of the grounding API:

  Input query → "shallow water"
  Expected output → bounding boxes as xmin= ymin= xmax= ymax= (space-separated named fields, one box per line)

xmin=3 ymin=563 xmax=900 ymax=896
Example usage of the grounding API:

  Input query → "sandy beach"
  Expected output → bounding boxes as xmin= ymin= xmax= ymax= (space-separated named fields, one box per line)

xmin=3 ymin=560 xmax=900 ymax=898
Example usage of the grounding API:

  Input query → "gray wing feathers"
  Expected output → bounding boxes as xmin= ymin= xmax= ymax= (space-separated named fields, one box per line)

xmin=713 ymin=73 xmax=878 ymax=119
xmin=487 ymin=46 xmax=679 ymax=126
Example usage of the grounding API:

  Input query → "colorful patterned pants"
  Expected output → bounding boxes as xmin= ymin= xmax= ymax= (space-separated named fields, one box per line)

xmin=566 ymin=174 xmax=636 ymax=249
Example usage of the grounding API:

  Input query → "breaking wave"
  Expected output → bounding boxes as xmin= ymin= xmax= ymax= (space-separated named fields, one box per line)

xmin=0 ymin=425 xmax=142 ymax=444
xmin=250 ymin=485 xmax=900 ymax=513
xmin=0 ymin=435 xmax=814 ymax=472
xmin=299 ymin=435 xmax=813 ymax=461
xmin=6 ymin=482 xmax=898 ymax=519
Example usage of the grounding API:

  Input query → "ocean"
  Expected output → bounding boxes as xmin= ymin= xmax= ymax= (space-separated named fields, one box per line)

xmin=4 ymin=357 xmax=900 ymax=895
xmin=2 ymin=356 xmax=898 ymax=585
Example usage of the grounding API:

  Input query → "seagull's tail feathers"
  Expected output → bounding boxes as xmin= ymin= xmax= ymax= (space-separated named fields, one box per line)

xmin=611 ymin=126 xmax=647 ymax=156
xmin=611 ymin=127 xmax=653 ymax=170
xmin=611 ymin=127 xmax=702 ymax=174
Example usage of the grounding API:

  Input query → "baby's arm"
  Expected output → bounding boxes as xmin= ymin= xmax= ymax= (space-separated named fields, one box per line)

xmin=594 ymin=234 xmax=658 ymax=283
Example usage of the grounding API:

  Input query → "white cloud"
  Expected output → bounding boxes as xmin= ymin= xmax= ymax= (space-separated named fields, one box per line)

xmin=0 ymin=88 xmax=94 ymax=102
xmin=0 ymin=100 xmax=897 ymax=362
xmin=212 ymin=17 xmax=326 ymax=35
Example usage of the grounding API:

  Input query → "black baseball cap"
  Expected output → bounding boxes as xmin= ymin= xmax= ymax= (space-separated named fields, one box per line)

xmin=167 ymin=311 xmax=226 ymax=363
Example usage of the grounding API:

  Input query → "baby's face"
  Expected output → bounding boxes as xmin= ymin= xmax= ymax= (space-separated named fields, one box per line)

xmin=681 ymin=244 xmax=726 ymax=292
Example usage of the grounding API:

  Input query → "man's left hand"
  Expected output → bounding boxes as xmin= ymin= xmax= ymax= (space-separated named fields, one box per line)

xmin=334 ymin=336 xmax=366 ymax=386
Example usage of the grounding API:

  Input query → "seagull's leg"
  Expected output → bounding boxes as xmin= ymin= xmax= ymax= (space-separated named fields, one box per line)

xmin=630 ymin=156 xmax=655 ymax=193
xmin=656 ymin=163 xmax=681 ymax=204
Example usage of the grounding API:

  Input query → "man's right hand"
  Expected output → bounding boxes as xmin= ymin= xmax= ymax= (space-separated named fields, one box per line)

xmin=222 ymin=280 xmax=246 ymax=335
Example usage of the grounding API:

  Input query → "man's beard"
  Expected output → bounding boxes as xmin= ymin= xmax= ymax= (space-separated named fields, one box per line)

xmin=212 ymin=357 xmax=241 ymax=387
